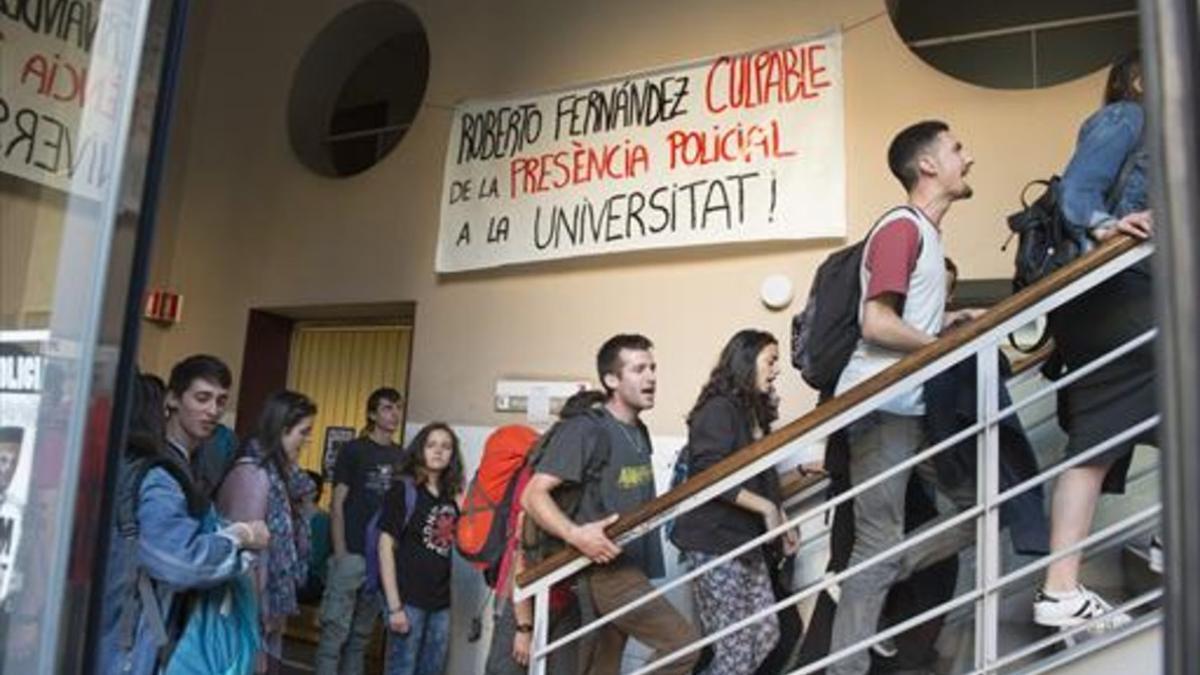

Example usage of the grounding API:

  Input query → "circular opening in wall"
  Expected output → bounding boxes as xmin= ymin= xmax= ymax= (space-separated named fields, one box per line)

xmin=288 ymin=2 xmax=429 ymax=177
xmin=887 ymin=0 xmax=1139 ymax=90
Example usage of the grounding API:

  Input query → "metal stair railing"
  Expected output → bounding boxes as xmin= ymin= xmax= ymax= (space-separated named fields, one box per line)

xmin=515 ymin=236 xmax=1157 ymax=675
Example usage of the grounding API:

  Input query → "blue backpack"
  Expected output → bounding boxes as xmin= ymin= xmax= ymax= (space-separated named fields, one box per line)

xmin=665 ymin=444 xmax=691 ymax=541
xmin=113 ymin=455 xmax=259 ymax=675
xmin=364 ymin=476 xmax=417 ymax=595
xmin=163 ymin=514 xmax=260 ymax=675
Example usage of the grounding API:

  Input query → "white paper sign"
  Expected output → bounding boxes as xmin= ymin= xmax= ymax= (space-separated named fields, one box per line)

xmin=437 ymin=31 xmax=846 ymax=272
xmin=0 ymin=0 xmax=134 ymax=199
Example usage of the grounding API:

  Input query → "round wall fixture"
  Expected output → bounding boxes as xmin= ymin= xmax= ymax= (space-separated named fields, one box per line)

xmin=288 ymin=2 xmax=430 ymax=177
xmin=760 ymin=274 xmax=794 ymax=310
xmin=887 ymin=0 xmax=1138 ymax=90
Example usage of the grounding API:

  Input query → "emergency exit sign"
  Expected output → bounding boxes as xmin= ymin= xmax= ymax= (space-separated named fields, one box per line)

xmin=144 ymin=290 xmax=183 ymax=324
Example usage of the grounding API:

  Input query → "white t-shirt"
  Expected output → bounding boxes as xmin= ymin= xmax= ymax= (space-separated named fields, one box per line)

xmin=835 ymin=207 xmax=946 ymax=416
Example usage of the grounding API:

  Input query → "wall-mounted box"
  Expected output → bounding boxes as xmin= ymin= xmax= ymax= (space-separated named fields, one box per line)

xmin=494 ymin=378 xmax=591 ymax=422
xmin=144 ymin=289 xmax=184 ymax=324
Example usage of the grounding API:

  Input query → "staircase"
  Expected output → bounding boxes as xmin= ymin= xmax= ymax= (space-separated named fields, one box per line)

xmin=514 ymin=236 xmax=1164 ymax=675
xmin=926 ymin=367 xmax=1164 ymax=674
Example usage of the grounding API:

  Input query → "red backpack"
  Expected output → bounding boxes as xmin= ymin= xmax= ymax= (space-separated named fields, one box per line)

xmin=455 ymin=425 xmax=541 ymax=588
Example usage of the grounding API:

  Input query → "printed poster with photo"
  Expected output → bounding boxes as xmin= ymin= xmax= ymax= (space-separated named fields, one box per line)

xmin=0 ymin=339 xmax=45 ymax=603
xmin=322 ymin=426 xmax=357 ymax=481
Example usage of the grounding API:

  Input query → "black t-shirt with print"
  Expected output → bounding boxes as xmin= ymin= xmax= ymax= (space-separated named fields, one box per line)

xmin=379 ymin=481 xmax=459 ymax=610
xmin=332 ymin=437 xmax=405 ymax=554
xmin=535 ymin=408 xmax=665 ymax=579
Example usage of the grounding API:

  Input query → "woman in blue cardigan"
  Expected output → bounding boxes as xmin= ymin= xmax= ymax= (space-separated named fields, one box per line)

xmin=1035 ymin=50 xmax=1157 ymax=633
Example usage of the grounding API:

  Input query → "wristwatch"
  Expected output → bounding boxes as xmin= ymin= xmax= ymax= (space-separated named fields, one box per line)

xmin=515 ymin=623 xmax=534 ymax=634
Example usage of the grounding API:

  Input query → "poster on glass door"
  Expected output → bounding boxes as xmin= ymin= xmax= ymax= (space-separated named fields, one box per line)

xmin=0 ymin=336 xmax=44 ymax=603
xmin=0 ymin=0 xmax=150 ymax=201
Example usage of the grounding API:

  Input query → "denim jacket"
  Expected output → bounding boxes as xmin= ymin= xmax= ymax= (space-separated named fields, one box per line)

xmin=98 ymin=467 xmax=250 ymax=674
xmin=1058 ymin=101 xmax=1149 ymax=250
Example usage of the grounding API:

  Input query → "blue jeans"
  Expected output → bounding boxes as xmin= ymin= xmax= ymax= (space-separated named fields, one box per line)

xmin=385 ymin=606 xmax=450 ymax=675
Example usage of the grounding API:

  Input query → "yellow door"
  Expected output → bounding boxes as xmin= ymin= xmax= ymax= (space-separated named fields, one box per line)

xmin=286 ymin=323 xmax=411 ymax=481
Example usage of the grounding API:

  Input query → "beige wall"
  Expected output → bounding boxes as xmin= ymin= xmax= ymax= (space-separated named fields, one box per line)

xmin=0 ymin=178 xmax=69 ymax=328
xmin=140 ymin=0 xmax=1108 ymax=434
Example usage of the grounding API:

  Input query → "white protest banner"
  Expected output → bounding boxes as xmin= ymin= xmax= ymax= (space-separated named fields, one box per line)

xmin=436 ymin=31 xmax=845 ymax=273
xmin=0 ymin=0 xmax=129 ymax=199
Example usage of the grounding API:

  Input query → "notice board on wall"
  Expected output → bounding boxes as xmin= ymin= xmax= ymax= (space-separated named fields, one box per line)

xmin=436 ymin=31 xmax=845 ymax=273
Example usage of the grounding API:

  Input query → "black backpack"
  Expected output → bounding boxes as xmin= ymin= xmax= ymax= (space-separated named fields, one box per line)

xmin=112 ymin=444 xmax=210 ymax=667
xmin=1005 ymin=147 xmax=1141 ymax=294
xmin=1003 ymin=149 xmax=1140 ymax=353
xmin=791 ymin=207 xmax=918 ymax=393
xmin=1003 ymin=177 xmax=1080 ymax=296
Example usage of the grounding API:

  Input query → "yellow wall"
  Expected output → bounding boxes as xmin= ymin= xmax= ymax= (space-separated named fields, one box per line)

xmin=139 ymin=0 xmax=1109 ymax=435
xmin=287 ymin=324 xmax=412 ymax=473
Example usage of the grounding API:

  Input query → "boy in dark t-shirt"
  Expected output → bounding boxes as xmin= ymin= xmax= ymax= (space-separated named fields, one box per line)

xmin=534 ymin=405 xmax=665 ymax=580
xmin=521 ymin=334 xmax=698 ymax=675
xmin=334 ymin=436 xmax=401 ymax=554
xmin=316 ymin=387 xmax=406 ymax=675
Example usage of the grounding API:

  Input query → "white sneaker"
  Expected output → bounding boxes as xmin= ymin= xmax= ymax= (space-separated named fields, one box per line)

xmin=1149 ymin=536 xmax=1164 ymax=574
xmin=871 ymin=637 xmax=898 ymax=658
xmin=1034 ymin=586 xmax=1132 ymax=633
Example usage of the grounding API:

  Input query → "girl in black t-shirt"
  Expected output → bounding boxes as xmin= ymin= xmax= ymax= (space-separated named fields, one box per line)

xmin=378 ymin=422 xmax=464 ymax=675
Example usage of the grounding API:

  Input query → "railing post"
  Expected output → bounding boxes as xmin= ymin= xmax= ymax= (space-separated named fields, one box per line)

xmin=974 ymin=338 xmax=1002 ymax=672
xmin=528 ymin=586 xmax=550 ymax=675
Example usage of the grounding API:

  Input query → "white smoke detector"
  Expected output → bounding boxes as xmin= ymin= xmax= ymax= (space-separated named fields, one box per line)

xmin=760 ymin=274 xmax=794 ymax=310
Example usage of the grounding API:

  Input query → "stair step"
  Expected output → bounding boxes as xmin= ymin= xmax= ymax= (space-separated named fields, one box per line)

xmin=1007 ymin=609 xmax=1164 ymax=675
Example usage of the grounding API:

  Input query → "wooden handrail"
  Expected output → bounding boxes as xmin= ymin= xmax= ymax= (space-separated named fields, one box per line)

xmin=778 ymin=470 xmax=829 ymax=503
xmin=518 ymin=235 xmax=1144 ymax=589
xmin=776 ymin=343 xmax=1051 ymax=504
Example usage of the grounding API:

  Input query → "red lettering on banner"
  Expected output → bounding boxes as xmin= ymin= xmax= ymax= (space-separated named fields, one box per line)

xmin=19 ymin=51 xmax=121 ymax=117
xmin=21 ymin=54 xmax=86 ymax=107
xmin=705 ymin=44 xmax=832 ymax=114
xmin=666 ymin=120 xmax=796 ymax=169
xmin=509 ymin=140 xmax=650 ymax=197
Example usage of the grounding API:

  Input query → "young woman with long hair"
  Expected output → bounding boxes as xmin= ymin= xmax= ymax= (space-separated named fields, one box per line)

xmin=670 ymin=329 xmax=799 ymax=675
xmin=1036 ymin=50 xmax=1157 ymax=632
xmin=217 ymin=390 xmax=318 ymax=673
xmin=378 ymin=422 xmax=465 ymax=675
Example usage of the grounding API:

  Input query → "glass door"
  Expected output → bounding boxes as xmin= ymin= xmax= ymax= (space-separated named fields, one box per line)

xmin=0 ymin=0 xmax=185 ymax=671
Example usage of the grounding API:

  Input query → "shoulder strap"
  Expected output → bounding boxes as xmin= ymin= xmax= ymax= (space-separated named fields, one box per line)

xmin=861 ymin=205 xmax=925 ymax=253
xmin=381 ymin=476 xmax=419 ymax=536
xmin=114 ymin=456 xmax=174 ymax=653
xmin=401 ymin=476 xmax=418 ymax=529
xmin=114 ymin=447 xmax=213 ymax=657
xmin=581 ymin=409 xmax=614 ymax=473
xmin=525 ymin=410 xmax=600 ymax=470
xmin=116 ymin=455 xmax=157 ymax=537
xmin=1105 ymin=112 xmax=1144 ymax=212
xmin=858 ymin=205 xmax=926 ymax=279
xmin=1105 ymin=146 xmax=1140 ymax=212
xmin=867 ymin=205 xmax=919 ymax=236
